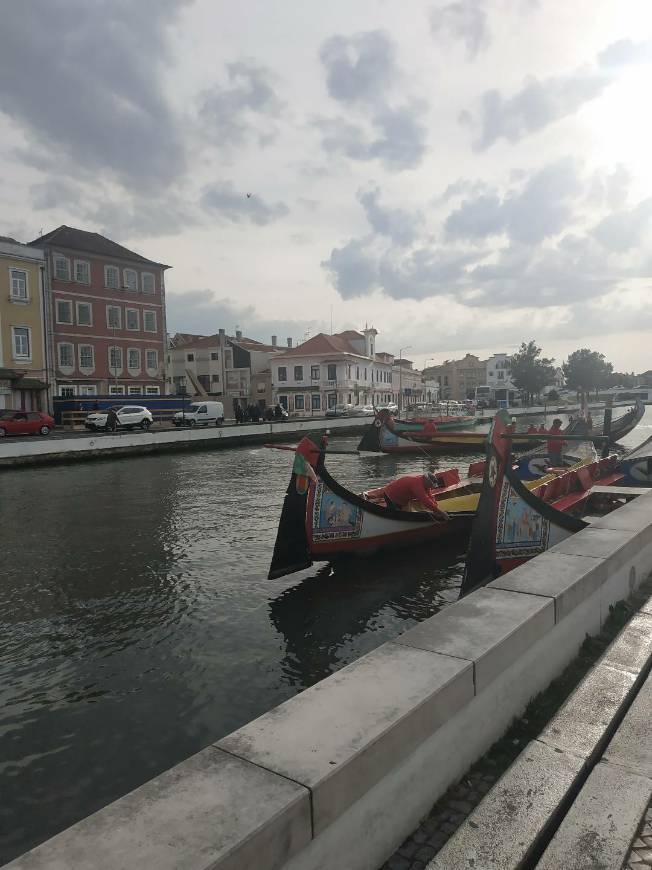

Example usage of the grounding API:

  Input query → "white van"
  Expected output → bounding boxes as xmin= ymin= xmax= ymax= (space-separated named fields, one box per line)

xmin=173 ymin=401 xmax=225 ymax=428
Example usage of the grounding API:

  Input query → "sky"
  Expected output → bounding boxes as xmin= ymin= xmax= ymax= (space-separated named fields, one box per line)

xmin=1 ymin=0 xmax=652 ymax=371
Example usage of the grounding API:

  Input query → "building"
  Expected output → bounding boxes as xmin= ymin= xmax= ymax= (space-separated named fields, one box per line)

xmin=424 ymin=354 xmax=487 ymax=401
xmin=167 ymin=330 xmax=284 ymax=411
xmin=392 ymin=358 xmax=424 ymax=410
xmin=0 ymin=237 xmax=49 ymax=411
xmin=271 ymin=328 xmax=394 ymax=415
xmin=29 ymin=225 xmax=168 ymax=398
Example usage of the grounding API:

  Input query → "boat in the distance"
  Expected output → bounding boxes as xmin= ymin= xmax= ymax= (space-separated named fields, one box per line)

xmin=358 ymin=408 xmax=534 ymax=454
xmin=461 ymin=410 xmax=640 ymax=597
xmin=268 ymin=437 xmax=482 ymax=579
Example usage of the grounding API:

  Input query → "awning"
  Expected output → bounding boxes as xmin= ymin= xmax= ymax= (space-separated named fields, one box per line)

xmin=14 ymin=377 xmax=48 ymax=390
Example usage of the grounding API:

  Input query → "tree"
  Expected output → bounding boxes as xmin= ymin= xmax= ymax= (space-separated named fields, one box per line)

xmin=510 ymin=341 xmax=556 ymax=405
xmin=563 ymin=349 xmax=613 ymax=397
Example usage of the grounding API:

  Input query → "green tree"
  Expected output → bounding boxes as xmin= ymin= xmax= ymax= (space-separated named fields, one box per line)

xmin=510 ymin=341 xmax=556 ymax=405
xmin=562 ymin=349 xmax=613 ymax=397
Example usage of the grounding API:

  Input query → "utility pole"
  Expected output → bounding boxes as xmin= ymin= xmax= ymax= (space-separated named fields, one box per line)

xmin=398 ymin=345 xmax=411 ymax=418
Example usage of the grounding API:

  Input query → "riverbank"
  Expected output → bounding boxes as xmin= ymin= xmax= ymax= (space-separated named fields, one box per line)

xmin=6 ymin=492 xmax=652 ymax=870
xmin=0 ymin=415 xmax=368 ymax=468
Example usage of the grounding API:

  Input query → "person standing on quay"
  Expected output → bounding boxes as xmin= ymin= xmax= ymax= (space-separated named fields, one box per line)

xmin=106 ymin=406 xmax=118 ymax=434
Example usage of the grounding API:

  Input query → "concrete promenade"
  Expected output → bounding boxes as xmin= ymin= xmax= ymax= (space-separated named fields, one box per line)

xmin=4 ymin=493 xmax=652 ymax=870
xmin=0 ymin=415 xmax=368 ymax=468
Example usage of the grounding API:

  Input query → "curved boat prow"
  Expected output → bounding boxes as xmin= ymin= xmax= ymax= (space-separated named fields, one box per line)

xmin=268 ymin=437 xmax=321 ymax=580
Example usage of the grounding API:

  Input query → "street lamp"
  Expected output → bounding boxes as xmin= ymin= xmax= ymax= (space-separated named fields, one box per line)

xmin=398 ymin=345 xmax=411 ymax=417
xmin=111 ymin=323 xmax=118 ymax=395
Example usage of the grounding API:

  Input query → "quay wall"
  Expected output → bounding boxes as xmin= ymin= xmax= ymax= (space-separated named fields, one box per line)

xmin=5 ymin=494 xmax=652 ymax=870
xmin=0 ymin=417 xmax=368 ymax=469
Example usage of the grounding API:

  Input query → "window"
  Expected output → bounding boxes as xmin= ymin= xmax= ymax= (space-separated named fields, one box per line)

xmin=186 ymin=353 xmax=194 ymax=362
xmin=356 ymin=366 xmax=360 ymax=379
xmin=328 ymin=394 xmax=337 ymax=409
xmin=58 ymin=343 xmax=74 ymax=367
xmin=54 ymin=254 xmax=70 ymax=281
xmin=79 ymin=345 xmax=94 ymax=369
xmin=59 ymin=385 xmax=76 ymax=397
xmin=311 ymin=365 xmax=320 ymax=380
xmin=211 ymin=374 xmax=220 ymax=383
xmin=141 ymin=272 xmax=155 ymax=294
xmin=75 ymin=260 xmax=90 ymax=284
xmin=211 ymin=352 xmax=219 ymax=361
xmin=278 ymin=395 xmax=288 ymax=409
xmin=56 ymin=299 xmax=73 ymax=324
xmin=146 ymin=350 xmax=158 ymax=370
xmin=124 ymin=269 xmax=138 ymax=291
xmin=128 ymin=386 xmax=142 ymax=396
xmin=347 ymin=365 xmax=351 ymax=378
xmin=79 ymin=385 xmax=97 ymax=396
xmin=498 ymin=371 xmax=504 ymax=380
xmin=294 ymin=365 xmax=304 ymax=381
xmin=294 ymin=394 xmax=305 ymax=410
xmin=126 ymin=308 xmax=139 ymax=330
xmin=128 ymin=348 xmax=141 ymax=370
xmin=311 ymin=394 xmax=321 ymax=410
xmin=143 ymin=310 xmax=157 ymax=332
xmin=109 ymin=385 xmax=125 ymax=396
xmin=105 ymin=265 xmax=119 ymax=289
xmin=76 ymin=301 xmax=92 ymax=326
xmin=109 ymin=346 xmax=123 ymax=371
xmin=145 ymin=386 xmax=160 ymax=395
xmin=107 ymin=305 xmax=121 ymax=328
xmin=327 ymin=364 xmax=337 ymax=380
xmin=12 ymin=327 xmax=30 ymax=359
xmin=10 ymin=269 xmax=28 ymax=300
xmin=278 ymin=366 xmax=287 ymax=382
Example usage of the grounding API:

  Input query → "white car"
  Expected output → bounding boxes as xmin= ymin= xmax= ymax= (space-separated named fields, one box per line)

xmin=359 ymin=405 xmax=376 ymax=416
xmin=85 ymin=405 xmax=153 ymax=431
xmin=378 ymin=402 xmax=398 ymax=414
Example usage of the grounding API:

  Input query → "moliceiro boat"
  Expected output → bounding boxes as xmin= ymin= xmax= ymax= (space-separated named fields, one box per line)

xmin=358 ymin=408 xmax=534 ymax=454
xmin=268 ymin=437 xmax=479 ymax=580
xmin=461 ymin=410 xmax=637 ymax=597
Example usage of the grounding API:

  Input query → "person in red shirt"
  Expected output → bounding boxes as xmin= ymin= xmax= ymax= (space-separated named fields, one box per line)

xmin=366 ymin=473 xmax=449 ymax=520
xmin=538 ymin=424 xmax=547 ymax=434
xmin=546 ymin=418 xmax=566 ymax=465
xmin=527 ymin=424 xmax=537 ymax=434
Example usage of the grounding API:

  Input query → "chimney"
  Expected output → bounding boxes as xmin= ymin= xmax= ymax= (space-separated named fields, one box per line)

xmin=218 ymin=328 xmax=225 ymax=336
xmin=236 ymin=329 xmax=243 ymax=340
xmin=287 ymin=337 xmax=293 ymax=348
xmin=271 ymin=335 xmax=277 ymax=347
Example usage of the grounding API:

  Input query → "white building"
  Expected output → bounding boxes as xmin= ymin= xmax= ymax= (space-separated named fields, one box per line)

xmin=271 ymin=328 xmax=394 ymax=415
xmin=392 ymin=358 xmax=425 ymax=410
xmin=486 ymin=353 xmax=512 ymax=389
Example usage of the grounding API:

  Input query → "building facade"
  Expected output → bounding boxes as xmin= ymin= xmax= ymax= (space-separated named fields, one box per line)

xmin=424 ymin=354 xmax=488 ymax=401
xmin=271 ymin=328 xmax=394 ymax=415
xmin=0 ymin=237 xmax=49 ymax=411
xmin=30 ymin=226 xmax=168 ymax=398
xmin=392 ymin=358 xmax=424 ymax=410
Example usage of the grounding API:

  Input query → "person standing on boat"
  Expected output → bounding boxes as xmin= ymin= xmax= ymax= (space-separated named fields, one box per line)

xmin=365 ymin=473 xmax=449 ymax=520
xmin=527 ymin=423 xmax=537 ymax=434
xmin=546 ymin=418 xmax=566 ymax=466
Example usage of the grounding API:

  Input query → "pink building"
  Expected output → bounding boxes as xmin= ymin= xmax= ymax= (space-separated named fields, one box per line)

xmin=30 ymin=226 xmax=169 ymax=398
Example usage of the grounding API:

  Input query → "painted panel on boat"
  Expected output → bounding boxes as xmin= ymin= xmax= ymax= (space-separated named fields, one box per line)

xmin=312 ymin=483 xmax=363 ymax=542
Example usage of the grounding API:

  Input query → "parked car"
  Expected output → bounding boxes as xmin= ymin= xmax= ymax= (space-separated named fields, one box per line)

xmin=85 ymin=405 xmax=153 ymax=431
xmin=377 ymin=402 xmax=398 ymax=414
xmin=173 ymin=401 xmax=225 ymax=427
xmin=325 ymin=403 xmax=355 ymax=418
xmin=0 ymin=410 xmax=54 ymax=437
xmin=358 ymin=405 xmax=376 ymax=416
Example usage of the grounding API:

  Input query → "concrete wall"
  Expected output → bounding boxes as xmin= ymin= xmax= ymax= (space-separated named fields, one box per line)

xmin=0 ymin=416 xmax=368 ymax=468
xmin=5 ymin=494 xmax=652 ymax=870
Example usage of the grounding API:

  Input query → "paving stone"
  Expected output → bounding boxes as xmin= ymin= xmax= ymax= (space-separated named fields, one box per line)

xmin=603 ymin=673 xmax=652 ymax=778
xmin=602 ymin=612 xmax=652 ymax=676
xmin=398 ymin=840 xmax=419 ymax=860
xmin=387 ymin=856 xmax=410 ymax=870
xmin=415 ymin=845 xmax=436 ymax=862
xmin=537 ymin=761 xmax=652 ymax=870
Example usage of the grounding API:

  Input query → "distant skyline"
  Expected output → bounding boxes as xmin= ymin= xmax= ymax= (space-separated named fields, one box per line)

xmin=2 ymin=0 xmax=651 ymax=371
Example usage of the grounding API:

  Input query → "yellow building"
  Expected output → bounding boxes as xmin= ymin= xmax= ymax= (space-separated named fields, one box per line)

xmin=0 ymin=237 xmax=49 ymax=411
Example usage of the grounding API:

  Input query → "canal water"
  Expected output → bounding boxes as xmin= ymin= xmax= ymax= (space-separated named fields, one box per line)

xmin=1 ymin=408 xmax=649 ymax=863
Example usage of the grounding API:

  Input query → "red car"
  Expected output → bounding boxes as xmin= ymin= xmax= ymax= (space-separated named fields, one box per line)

xmin=0 ymin=410 xmax=55 ymax=437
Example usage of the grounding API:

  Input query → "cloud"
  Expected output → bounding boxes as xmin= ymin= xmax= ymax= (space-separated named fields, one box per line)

xmin=319 ymin=31 xmax=397 ymax=106
xmin=429 ymin=0 xmax=490 ymax=59
xmin=0 ymin=0 xmax=188 ymax=191
xmin=199 ymin=60 xmax=283 ymax=149
xmin=445 ymin=159 xmax=583 ymax=244
xmin=200 ymin=182 xmax=289 ymax=225
xmin=592 ymin=198 xmax=652 ymax=252
xmin=165 ymin=289 xmax=322 ymax=342
xmin=598 ymin=39 xmax=652 ymax=68
xmin=357 ymin=187 xmax=421 ymax=246
xmin=464 ymin=69 xmax=608 ymax=150
xmin=316 ymin=103 xmax=427 ymax=171
xmin=321 ymin=238 xmax=379 ymax=297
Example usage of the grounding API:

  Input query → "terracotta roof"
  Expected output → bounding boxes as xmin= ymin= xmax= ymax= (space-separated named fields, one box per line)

xmin=28 ymin=225 xmax=169 ymax=268
xmin=375 ymin=351 xmax=394 ymax=359
xmin=0 ymin=235 xmax=19 ymax=244
xmin=169 ymin=332 xmax=282 ymax=354
xmin=336 ymin=329 xmax=364 ymax=340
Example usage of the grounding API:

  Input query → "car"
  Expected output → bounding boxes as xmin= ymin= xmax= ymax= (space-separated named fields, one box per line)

xmin=377 ymin=402 xmax=398 ymax=414
xmin=85 ymin=405 xmax=153 ymax=431
xmin=0 ymin=410 xmax=54 ymax=437
xmin=325 ymin=403 xmax=355 ymax=418
xmin=173 ymin=401 xmax=225 ymax=427
xmin=358 ymin=405 xmax=376 ymax=416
